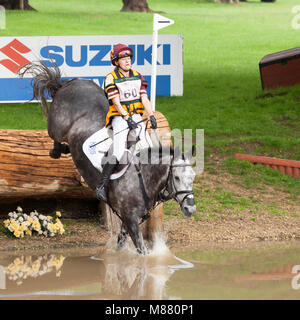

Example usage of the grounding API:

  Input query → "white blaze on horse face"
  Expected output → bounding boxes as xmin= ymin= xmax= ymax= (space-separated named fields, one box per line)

xmin=173 ymin=157 xmax=196 ymax=203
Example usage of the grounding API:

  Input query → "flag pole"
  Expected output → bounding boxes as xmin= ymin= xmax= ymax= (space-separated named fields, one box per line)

xmin=150 ymin=14 xmax=174 ymax=112
xmin=150 ymin=15 xmax=158 ymax=111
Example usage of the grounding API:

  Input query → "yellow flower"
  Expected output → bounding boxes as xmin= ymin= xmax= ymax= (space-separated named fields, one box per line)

xmin=48 ymin=223 xmax=56 ymax=233
xmin=8 ymin=220 xmax=19 ymax=232
xmin=3 ymin=219 xmax=10 ymax=227
xmin=47 ymin=216 xmax=53 ymax=221
xmin=26 ymin=217 xmax=33 ymax=224
xmin=26 ymin=229 xmax=32 ymax=236
xmin=32 ymin=220 xmax=41 ymax=232
xmin=13 ymin=230 xmax=21 ymax=238
xmin=56 ymin=211 xmax=61 ymax=217
xmin=10 ymin=219 xmax=19 ymax=229
xmin=19 ymin=223 xmax=27 ymax=232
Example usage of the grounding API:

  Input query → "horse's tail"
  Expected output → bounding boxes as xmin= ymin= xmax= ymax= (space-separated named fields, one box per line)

xmin=19 ymin=62 xmax=62 ymax=118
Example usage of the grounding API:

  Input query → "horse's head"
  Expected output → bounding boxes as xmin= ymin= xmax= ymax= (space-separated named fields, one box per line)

xmin=163 ymin=147 xmax=196 ymax=217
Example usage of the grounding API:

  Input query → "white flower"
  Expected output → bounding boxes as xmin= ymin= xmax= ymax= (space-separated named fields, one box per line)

xmin=13 ymin=213 xmax=18 ymax=219
xmin=43 ymin=221 xmax=48 ymax=227
xmin=50 ymin=233 xmax=55 ymax=237
xmin=16 ymin=206 xmax=23 ymax=213
xmin=38 ymin=230 xmax=43 ymax=235
xmin=18 ymin=216 xmax=24 ymax=223
xmin=43 ymin=231 xmax=48 ymax=236
xmin=8 ymin=212 xmax=13 ymax=217
xmin=39 ymin=215 xmax=46 ymax=220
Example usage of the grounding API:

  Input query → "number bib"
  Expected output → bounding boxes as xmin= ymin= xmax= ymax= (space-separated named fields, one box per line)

xmin=115 ymin=77 xmax=141 ymax=104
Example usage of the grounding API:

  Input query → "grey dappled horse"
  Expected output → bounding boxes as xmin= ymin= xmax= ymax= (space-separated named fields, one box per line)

xmin=20 ymin=63 xmax=196 ymax=255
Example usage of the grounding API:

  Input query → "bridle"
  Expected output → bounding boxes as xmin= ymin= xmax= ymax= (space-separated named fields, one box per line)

xmin=159 ymin=157 xmax=194 ymax=207
xmin=134 ymin=154 xmax=195 ymax=225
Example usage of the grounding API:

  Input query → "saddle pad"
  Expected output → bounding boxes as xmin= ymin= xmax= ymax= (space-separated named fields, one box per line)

xmin=82 ymin=127 xmax=132 ymax=180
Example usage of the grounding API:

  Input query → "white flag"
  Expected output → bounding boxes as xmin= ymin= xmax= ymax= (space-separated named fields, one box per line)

xmin=153 ymin=13 xmax=174 ymax=31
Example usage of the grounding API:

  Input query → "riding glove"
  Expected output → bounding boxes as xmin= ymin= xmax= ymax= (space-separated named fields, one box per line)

xmin=150 ymin=115 xmax=157 ymax=129
xmin=126 ymin=116 xmax=138 ymax=130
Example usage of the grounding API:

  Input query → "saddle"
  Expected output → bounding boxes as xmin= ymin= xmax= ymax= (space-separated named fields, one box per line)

xmin=82 ymin=127 xmax=138 ymax=180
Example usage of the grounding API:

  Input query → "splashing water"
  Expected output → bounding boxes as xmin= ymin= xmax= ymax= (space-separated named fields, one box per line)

xmin=149 ymin=232 xmax=170 ymax=256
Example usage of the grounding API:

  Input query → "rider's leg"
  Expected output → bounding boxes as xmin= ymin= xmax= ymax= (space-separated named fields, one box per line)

xmin=94 ymin=154 xmax=118 ymax=202
xmin=132 ymin=114 xmax=153 ymax=149
xmin=111 ymin=115 xmax=130 ymax=164
xmin=95 ymin=116 xmax=128 ymax=202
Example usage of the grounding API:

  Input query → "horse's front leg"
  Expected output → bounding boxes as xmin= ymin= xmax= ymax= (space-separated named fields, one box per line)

xmin=117 ymin=223 xmax=128 ymax=251
xmin=49 ymin=141 xmax=70 ymax=159
xmin=124 ymin=215 xmax=148 ymax=255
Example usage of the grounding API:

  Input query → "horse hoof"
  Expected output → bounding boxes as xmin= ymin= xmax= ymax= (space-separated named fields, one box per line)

xmin=49 ymin=148 xmax=61 ymax=159
xmin=61 ymin=144 xmax=70 ymax=154
xmin=95 ymin=186 xmax=108 ymax=202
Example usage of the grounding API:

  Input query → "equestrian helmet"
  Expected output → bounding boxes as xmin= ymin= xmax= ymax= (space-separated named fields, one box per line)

xmin=110 ymin=44 xmax=133 ymax=66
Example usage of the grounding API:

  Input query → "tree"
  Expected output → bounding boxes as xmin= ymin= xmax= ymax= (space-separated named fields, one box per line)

xmin=121 ymin=0 xmax=152 ymax=12
xmin=0 ymin=0 xmax=36 ymax=10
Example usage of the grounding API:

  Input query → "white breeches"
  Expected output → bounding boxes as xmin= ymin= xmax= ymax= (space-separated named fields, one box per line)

xmin=111 ymin=113 xmax=153 ymax=162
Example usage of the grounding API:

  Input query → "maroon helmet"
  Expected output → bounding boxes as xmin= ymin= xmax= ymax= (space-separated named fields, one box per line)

xmin=110 ymin=44 xmax=133 ymax=66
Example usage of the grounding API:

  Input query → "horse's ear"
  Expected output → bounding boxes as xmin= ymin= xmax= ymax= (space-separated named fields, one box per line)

xmin=170 ymin=146 xmax=180 ymax=156
xmin=184 ymin=144 xmax=195 ymax=160
xmin=192 ymin=144 xmax=196 ymax=157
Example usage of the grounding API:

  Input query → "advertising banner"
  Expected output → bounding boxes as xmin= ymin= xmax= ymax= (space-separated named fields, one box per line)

xmin=0 ymin=34 xmax=183 ymax=103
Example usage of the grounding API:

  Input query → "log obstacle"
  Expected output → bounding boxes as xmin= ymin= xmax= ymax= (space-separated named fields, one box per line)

xmin=234 ymin=153 xmax=300 ymax=178
xmin=0 ymin=111 xmax=172 ymax=240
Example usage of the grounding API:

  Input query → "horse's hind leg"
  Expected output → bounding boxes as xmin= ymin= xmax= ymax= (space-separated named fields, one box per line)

xmin=49 ymin=141 xmax=70 ymax=159
xmin=117 ymin=223 xmax=128 ymax=251
xmin=124 ymin=216 xmax=148 ymax=255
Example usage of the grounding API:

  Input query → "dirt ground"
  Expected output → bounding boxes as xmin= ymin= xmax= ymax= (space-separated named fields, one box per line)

xmin=1 ymin=170 xmax=300 ymax=254
xmin=1 ymin=214 xmax=300 ymax=254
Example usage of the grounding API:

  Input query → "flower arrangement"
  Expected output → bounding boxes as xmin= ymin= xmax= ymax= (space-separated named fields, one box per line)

xmin=3 ymin=207 xmax=65 ymax=238
xmin=5 ymin=254 xmax=65 ymax=285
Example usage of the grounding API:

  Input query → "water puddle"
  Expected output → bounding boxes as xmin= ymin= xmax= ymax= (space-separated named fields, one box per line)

xmin=1 ymin=237 xmax=300 ymax=299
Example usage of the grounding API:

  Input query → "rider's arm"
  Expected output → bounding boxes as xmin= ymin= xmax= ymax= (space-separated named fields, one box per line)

xmin=141 ymin=94 xmax=154 ymax=117
xmin=111 ymin=95 xmax=130 ymax=120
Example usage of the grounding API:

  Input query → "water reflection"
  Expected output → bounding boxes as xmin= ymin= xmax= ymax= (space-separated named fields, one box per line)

xmin=5 ymin=255 xmax=65 ymax=285
xmin=0 ymin=247 xmax=192 ymax=299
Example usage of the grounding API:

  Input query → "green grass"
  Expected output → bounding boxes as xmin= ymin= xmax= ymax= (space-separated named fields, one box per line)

xmin=222 ymin=157 xmax=300 ymax=196
xmin=1 ymin=0 xmax=300 ymax=204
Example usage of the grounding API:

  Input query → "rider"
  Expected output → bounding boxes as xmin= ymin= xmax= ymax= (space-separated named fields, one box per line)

xmin=95 ymin=43 xmax=157 ymax=202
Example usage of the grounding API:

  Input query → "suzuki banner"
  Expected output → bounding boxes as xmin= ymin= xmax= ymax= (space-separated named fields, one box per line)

xmin=0 ymin=34 xmax=183 ymax=103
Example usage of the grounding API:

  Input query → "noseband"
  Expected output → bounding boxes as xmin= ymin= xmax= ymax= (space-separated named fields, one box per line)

xmin=159 ymin=159 xmax=194 ymax=207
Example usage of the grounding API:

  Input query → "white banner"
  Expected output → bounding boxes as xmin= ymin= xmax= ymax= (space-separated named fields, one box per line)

xmin=0 ymin=34 xmax=183 ymax=103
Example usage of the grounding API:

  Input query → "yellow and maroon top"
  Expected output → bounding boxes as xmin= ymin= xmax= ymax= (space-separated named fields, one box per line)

xmin=104 ymin=68 xmax=148 ymax=127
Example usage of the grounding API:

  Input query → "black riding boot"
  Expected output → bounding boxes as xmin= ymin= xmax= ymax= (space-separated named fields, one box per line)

xmin=95 ymin=156 xmax=118 ymax=202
